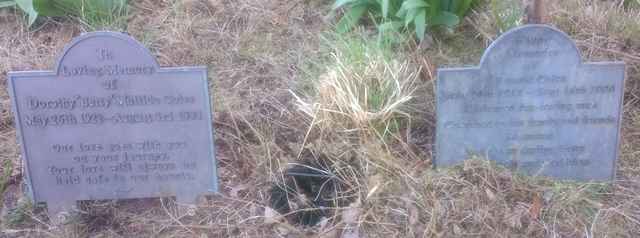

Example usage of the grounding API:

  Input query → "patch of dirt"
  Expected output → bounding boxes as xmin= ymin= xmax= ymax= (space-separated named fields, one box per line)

xmin=269 ymin=149 xmax=353 ymax=227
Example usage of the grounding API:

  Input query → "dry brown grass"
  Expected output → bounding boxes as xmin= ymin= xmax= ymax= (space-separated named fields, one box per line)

xmin=292 ymin=36 xmax=421 ymax=146
xmin=1 ymin=0 xmax=640 ymax=237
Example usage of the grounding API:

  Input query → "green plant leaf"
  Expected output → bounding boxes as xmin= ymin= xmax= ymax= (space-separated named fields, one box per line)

xmin=380 ymin=0 xmax=389 ymax=18
xmin=336 ymin=4 xmax=368 ymax=33
xmin=429 ymin=11 xmax=459 ymax=27
xmin=34 ymin=0 xmax=128 ymax=19
xmin=400 ymin=0 xmax=428 ymax=11
xmin=398 ymin=0 xmax=428 ymax=27
xmin=428 ymin=0 xmax=440 ymax=18
xmin=0 ymin=1 xmax=16 ymax=8
xmin=15 ymin=0 xmax=38 ymax=26
xmin=452 ymin=0 xmax=474 ymax=17
xmin=92 ymin=0 xmax=126 ymax=13
xmin=443 ymin=0 xmax=452 ymax=11
xmin=414 ymin=10 xmax=426 ymax=42
xmin=33 ymin=0 xmax=72 ymax=16
xmin=333 ymin=0 xmax=356 ymax=9
xmin=34 ymin=0 xmax=125 ymax=17
xmin=403 ymin=8 xmax=420 ymax=27
xmin=0 ymin=159 xmax=13 ymax=196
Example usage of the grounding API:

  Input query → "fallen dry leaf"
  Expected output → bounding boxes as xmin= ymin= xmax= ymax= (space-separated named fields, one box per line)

xmin=485 ymin=188 xmax=497 ymax=201
xmin=366 ymin=174 xmax=383 ymax=200
xmin=276 ymin=224 xmax=291 ymax=236
xmin=529 ymin=193 xmax=543 ymax=220
xmin=453 ymin=224 xmax=462 ymax=235
xmin=404 ymin=196 xmax=419 ymax=227
xmin=316 ymin=216 xmax=330 ymax=230
xmin=264 ymin=207 xmax=282 ymax=224
xmin=229 ymin=183 xmax=250 ymax=198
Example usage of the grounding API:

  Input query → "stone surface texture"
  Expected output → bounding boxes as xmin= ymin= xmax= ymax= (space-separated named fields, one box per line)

xmin=436 ymin=25 xmax=625 ymax=181
xmin=7 ymin=32 xmax=217 ymax=217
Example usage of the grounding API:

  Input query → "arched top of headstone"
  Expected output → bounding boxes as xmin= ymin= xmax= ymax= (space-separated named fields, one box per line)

xmin=54 ymin=31 xmax=160 ymax=77
xmin=479 ymin=24 xmax=582 ymax=69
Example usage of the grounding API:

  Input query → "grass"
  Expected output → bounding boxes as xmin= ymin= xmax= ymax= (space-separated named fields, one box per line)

xmin=0 ymin=159 xmax=12 ymax=200
xmin=489 ymin=0 xmax=524 ymax=33
xmin=0 ymin=0 xmax=640 ymax=237
xmin=75 ymin=0 xmax=129 ymax=31
xmin=292 ymin=29 xmax=420 ymax=144
xmin=6 ymin=0 xmax=129 ymax=31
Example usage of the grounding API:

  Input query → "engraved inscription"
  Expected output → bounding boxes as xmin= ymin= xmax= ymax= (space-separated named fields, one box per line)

xmin=8 ymin=31 xmax=217 ymax=216
xmin=48 ymin=139 xmax=197 ymax=187
xmin=436 ymin=25 xmax=625 ymax=181
xmin=19 ymin=87 xmax=209 ymax=190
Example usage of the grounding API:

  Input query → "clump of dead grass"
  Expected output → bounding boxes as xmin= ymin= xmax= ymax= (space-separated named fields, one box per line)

xmin=292 ymin=32 xmax=421 ymax=145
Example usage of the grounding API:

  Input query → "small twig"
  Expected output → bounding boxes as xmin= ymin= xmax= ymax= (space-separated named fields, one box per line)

xmin=26 ymin=211 xmax=54 ymax=231
xmin=156 ymin=198 xmax=195 ymax=235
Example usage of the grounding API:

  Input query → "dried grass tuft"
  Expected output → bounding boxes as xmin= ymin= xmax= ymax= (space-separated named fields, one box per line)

xmin=292 ymin=33 xmax=421 ymax=146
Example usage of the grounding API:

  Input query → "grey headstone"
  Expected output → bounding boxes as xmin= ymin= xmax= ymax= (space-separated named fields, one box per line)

xmin=7 ymin=32 xmax=218 ymax=220
xmin=436 ymin=25 xmax=625 ymax=181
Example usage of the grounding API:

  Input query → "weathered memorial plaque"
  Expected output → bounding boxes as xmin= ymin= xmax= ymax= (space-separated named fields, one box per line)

xmin=7 ymin=32 xmax=218 ymax=220
xmin=436 ymin=25 xmax=625 ymax=181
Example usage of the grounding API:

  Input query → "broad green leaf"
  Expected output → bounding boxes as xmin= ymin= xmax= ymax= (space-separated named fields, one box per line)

xmin=84 ymin=0 xmax=127 ymax=18
xmin=0 ymin=1 xmax=16 ymax=8
xmin=400 ymin=0 xmax=428 ymax=11
xmin=333 ymin=0 xmax=356 ymax=9
xmin=381 ymin=0 xmax=389 ymax=18
xmin=33 ymin=0 xmax=73 ymax=16
xmin=336 ymin=4 xmax=368 ymax=33
xmin=428 ymin=0 xmax=440 ymax=18
xmin=15 ymin=0 xmax=38 ymax=26
xmin=429 ymin=11 xmax=459 ymax=27
xmin=403 ymin=8 xmax=420 ymax=27
xmin=443 ymin=0 xmax=452 ymax=11
xmin=396 ymin=6 xmax=406 ymax=16
xmin=414 ymin=10 xmax=426 ymax=42
xmin=34 ymin=0 xmax=127 ymax=17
